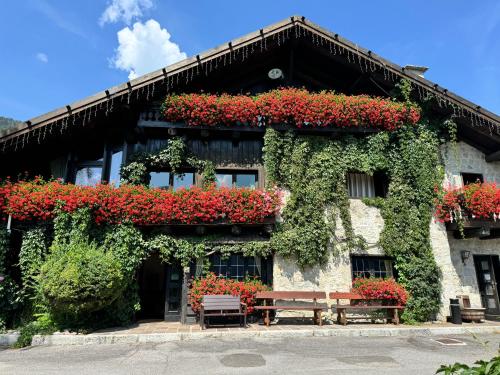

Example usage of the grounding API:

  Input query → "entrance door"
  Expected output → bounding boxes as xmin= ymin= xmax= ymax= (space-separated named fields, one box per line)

xmin=164 ymin=264 xmax=183 ymax=321
xmin=473 ymin=255 xmax=500 ymax=315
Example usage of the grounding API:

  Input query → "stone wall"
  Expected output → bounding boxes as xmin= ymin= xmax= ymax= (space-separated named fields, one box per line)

xmin=432 ymin=141 xmax=500 ymax=318
xmin=272 ymin=199 xmax=385 ymax=318
xmin=442 ymin=141 xmax=500 ymax=186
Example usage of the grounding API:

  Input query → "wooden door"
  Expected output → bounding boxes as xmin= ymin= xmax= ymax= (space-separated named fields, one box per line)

xmin=164 ymin=263 xmax=183 ymax=321
xmin=474 ymin=255 xmax=500 ymax=315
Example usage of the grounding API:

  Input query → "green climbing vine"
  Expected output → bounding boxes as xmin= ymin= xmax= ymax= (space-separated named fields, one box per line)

xmin=120 ymin=137 xmax=216 ymax=186
xmin=19 ymin=227 xmax=48 ymax=296
xmin=262 ymin=80 xmax=449 ymax=321
xmin=264 ymin=128 xmax=391 ymax=267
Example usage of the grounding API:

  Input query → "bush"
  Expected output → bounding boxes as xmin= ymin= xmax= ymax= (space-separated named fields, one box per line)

xmin=39 ymin=241 xmax=125 ymax=316
xmin=436 ymin=355 xmax=500 ymax=374
xmin=13 ymin=313 xmax=57 ymax=348
xmin=353 ymin=278 xmax=408 ymax=306
xmin=189 ymin=272 xmax=269 ymax=314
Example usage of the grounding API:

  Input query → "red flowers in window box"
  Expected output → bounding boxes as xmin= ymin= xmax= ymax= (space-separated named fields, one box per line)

xmin=435 ymin=182 xmax=500 ymax=222
xmin=162 ymin=88 xmax=420 ymax=131
xmin=188 ymin=272 xmax=269 ymax=314
xmin=352 ymin=278 xmax=408 ymax=306
xmin=0 ymin=179 xmax=281 ymax=225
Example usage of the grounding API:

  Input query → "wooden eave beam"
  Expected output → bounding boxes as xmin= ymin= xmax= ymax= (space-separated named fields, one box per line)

xmin=486 ymin=150 xmax=500 ymax=162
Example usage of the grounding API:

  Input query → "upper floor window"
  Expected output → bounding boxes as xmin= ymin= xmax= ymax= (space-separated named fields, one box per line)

xmin=72 ymin=144 xmax=123 ymax=187
xmin=75 ymin=165 xmax=102 ymax=186
xmin=347 ymin=172 xmax=388 ymax=198
xmin=461 ymin=172 xmax=484 ymax=186
xmin=351 ymin=256 xmax=395 ymax=280
xmin=107 ymin=149 xmax=123 ymax=187
xmin=216 ymin=171 xmax=258 ymax=188
xmin=149 ymin=171 xmax=195 ymax=190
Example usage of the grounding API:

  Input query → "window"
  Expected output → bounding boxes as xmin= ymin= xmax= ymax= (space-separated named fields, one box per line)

xmin=72 ymin=144 xmax=123 ymax=186
xmin=461 ymin=173 xmax=484 ymax=186
xmin=75 ymin=166 xmax=102 ymax=186
xmin=108 ymin=149 xmax=123 ymax=187
xmin=74 ymin=155 xmax=104 ymax=186
xmin=348 ymin=173 xmax=375 ymax=198
xmin=208 ymin=254 xmax=261 ymax=280
xmin=216 ymin=171 xmax=257 ymax=188
xmin=347 ymin=172 xmax=388 ymax=198
xmin=149 ymin=171 xmax=194 ymax=190
xmin=351 ymin=256 xmax=395 ymax=279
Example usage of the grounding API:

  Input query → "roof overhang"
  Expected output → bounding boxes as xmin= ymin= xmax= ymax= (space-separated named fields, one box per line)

xmin=1 ymin=15 xmax=499 ymax=156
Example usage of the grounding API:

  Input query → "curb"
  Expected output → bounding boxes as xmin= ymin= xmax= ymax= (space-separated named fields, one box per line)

xmin=0 ymin=333 xmax=19 ymax=346
xmin=28 ymin=325 xmax=500 ymax=347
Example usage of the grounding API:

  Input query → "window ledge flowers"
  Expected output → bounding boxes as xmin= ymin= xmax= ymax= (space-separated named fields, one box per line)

xmin=434 ymin=182 xmax=500 ymax=223
xmin=162 ymin=88 xmax=420 ymax=131
xmin=353 ymin=278 xmax=408 ymax=306
xmin=0 ymin=178 xmax=281 ymax=225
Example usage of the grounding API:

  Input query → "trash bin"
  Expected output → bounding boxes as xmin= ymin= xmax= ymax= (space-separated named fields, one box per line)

xmin=449 ymin=298 xmax=462 ymax=324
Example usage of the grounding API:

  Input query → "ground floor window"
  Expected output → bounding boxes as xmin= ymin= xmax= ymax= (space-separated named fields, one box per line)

xmin=208 ymin=254 xmax=261 ymax=280
xmin=351 ymin=255 xmax=395 ymax=279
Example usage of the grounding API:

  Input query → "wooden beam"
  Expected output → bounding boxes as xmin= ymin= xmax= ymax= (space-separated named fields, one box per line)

xmin=486 ymin=149 xmax=500 ymax=162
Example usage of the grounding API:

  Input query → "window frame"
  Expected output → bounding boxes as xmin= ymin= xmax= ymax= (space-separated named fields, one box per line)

xmin=351 ymin=255 xmax=396 ymax=280
xmin=149 ymin=169 xmax=195 ymax=190
xmin=207 ymin=254 xmax=261 ymax=280
xmin=461 ymin=172 xmax=484 ymax=186
xmin=70 ymin=144 xmax=124 ymax=186
xmin=215 ymin=170 xmax=259 ymax=188
xmin=347 ymin=171 xmax=388 ymax=199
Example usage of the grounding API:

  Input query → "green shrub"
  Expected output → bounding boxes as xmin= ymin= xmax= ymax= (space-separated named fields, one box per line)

xmin=13 ymin=313 xmax=57 ymax=348
xmin=436 ymin=356 xmax=500 ymax=374
xmin=39 ymin=241 xmax=125 ymax=316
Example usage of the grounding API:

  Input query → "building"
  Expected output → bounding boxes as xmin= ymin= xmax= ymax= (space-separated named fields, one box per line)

xmin=1 ymin=16 xmax=500 ymax=323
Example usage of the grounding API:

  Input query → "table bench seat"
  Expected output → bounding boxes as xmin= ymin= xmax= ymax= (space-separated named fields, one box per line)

xmin=255 ymin=291 xmax=327 ymax=327
xmin=330 ymin=292 xmax=405 ymax=325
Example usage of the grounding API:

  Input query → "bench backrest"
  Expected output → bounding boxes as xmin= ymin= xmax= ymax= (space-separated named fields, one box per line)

xmin=202 ymin=295 xmax=241 ymax=311
xmin=256 ymin=291 xmax=326 ymax=300
xmin=329 ymin=292 xmax=365 ymax=300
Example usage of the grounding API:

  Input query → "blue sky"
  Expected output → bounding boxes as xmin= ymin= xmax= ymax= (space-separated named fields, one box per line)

xmin=1 ymin=0 xmax=499 ymax=121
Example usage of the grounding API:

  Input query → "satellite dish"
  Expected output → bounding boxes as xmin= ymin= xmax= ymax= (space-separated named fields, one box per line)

xmin=268 ymin=68 xmax=284 ymax=80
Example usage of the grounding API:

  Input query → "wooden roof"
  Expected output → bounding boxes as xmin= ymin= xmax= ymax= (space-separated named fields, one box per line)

xmin=2 ymin=15 xmax=499 ymax=157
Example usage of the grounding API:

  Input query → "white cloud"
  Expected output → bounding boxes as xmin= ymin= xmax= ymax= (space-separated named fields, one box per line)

xmin=36 ymin=53 xmax=48 ymax=63
xmin=111 ymin=19 xmax=187 ymax=80
xmin=99 ymin=0 xmax=153 ymax=26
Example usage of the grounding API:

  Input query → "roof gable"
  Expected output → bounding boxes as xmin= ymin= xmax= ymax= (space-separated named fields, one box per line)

xmin=1 ymin=15 xmax=499 ymax=155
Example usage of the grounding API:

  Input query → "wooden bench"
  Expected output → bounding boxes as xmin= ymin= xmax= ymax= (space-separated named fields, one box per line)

xmin=254 ymin=291 xmax=327 ymax=327
xmin=329 ymin=292 xmax=404 ymax=325
xmin=199 ymin=295 xmax=247 ymax=329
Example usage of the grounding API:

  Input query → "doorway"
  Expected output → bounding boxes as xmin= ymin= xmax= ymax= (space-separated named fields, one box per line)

xmin=138 ymin=253 xmax=166 ymax=319
xmin=138 ymin=254 xmax=183 ymax=321
xmin=473 ymin=255 xmax=500 ymax=316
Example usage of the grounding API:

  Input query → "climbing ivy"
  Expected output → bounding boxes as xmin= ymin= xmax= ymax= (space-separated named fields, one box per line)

xmin=262 ymin=85 xmax=447 ymax=321
xmin=120 ymin=137 xmax=216 ymax=186
xmin=19 ymin=227 xmax=48 ymax=295
xmin=264 ymin=128 xmax=391 ymax=267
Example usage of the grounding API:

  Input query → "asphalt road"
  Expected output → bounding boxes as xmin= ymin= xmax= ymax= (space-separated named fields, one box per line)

xmin=0 ymin=334 xmax=498 ymax=374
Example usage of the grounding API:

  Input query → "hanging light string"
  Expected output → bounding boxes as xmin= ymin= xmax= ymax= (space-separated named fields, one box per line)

xmin=0 ymin=18 xmax=498 ymax=153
